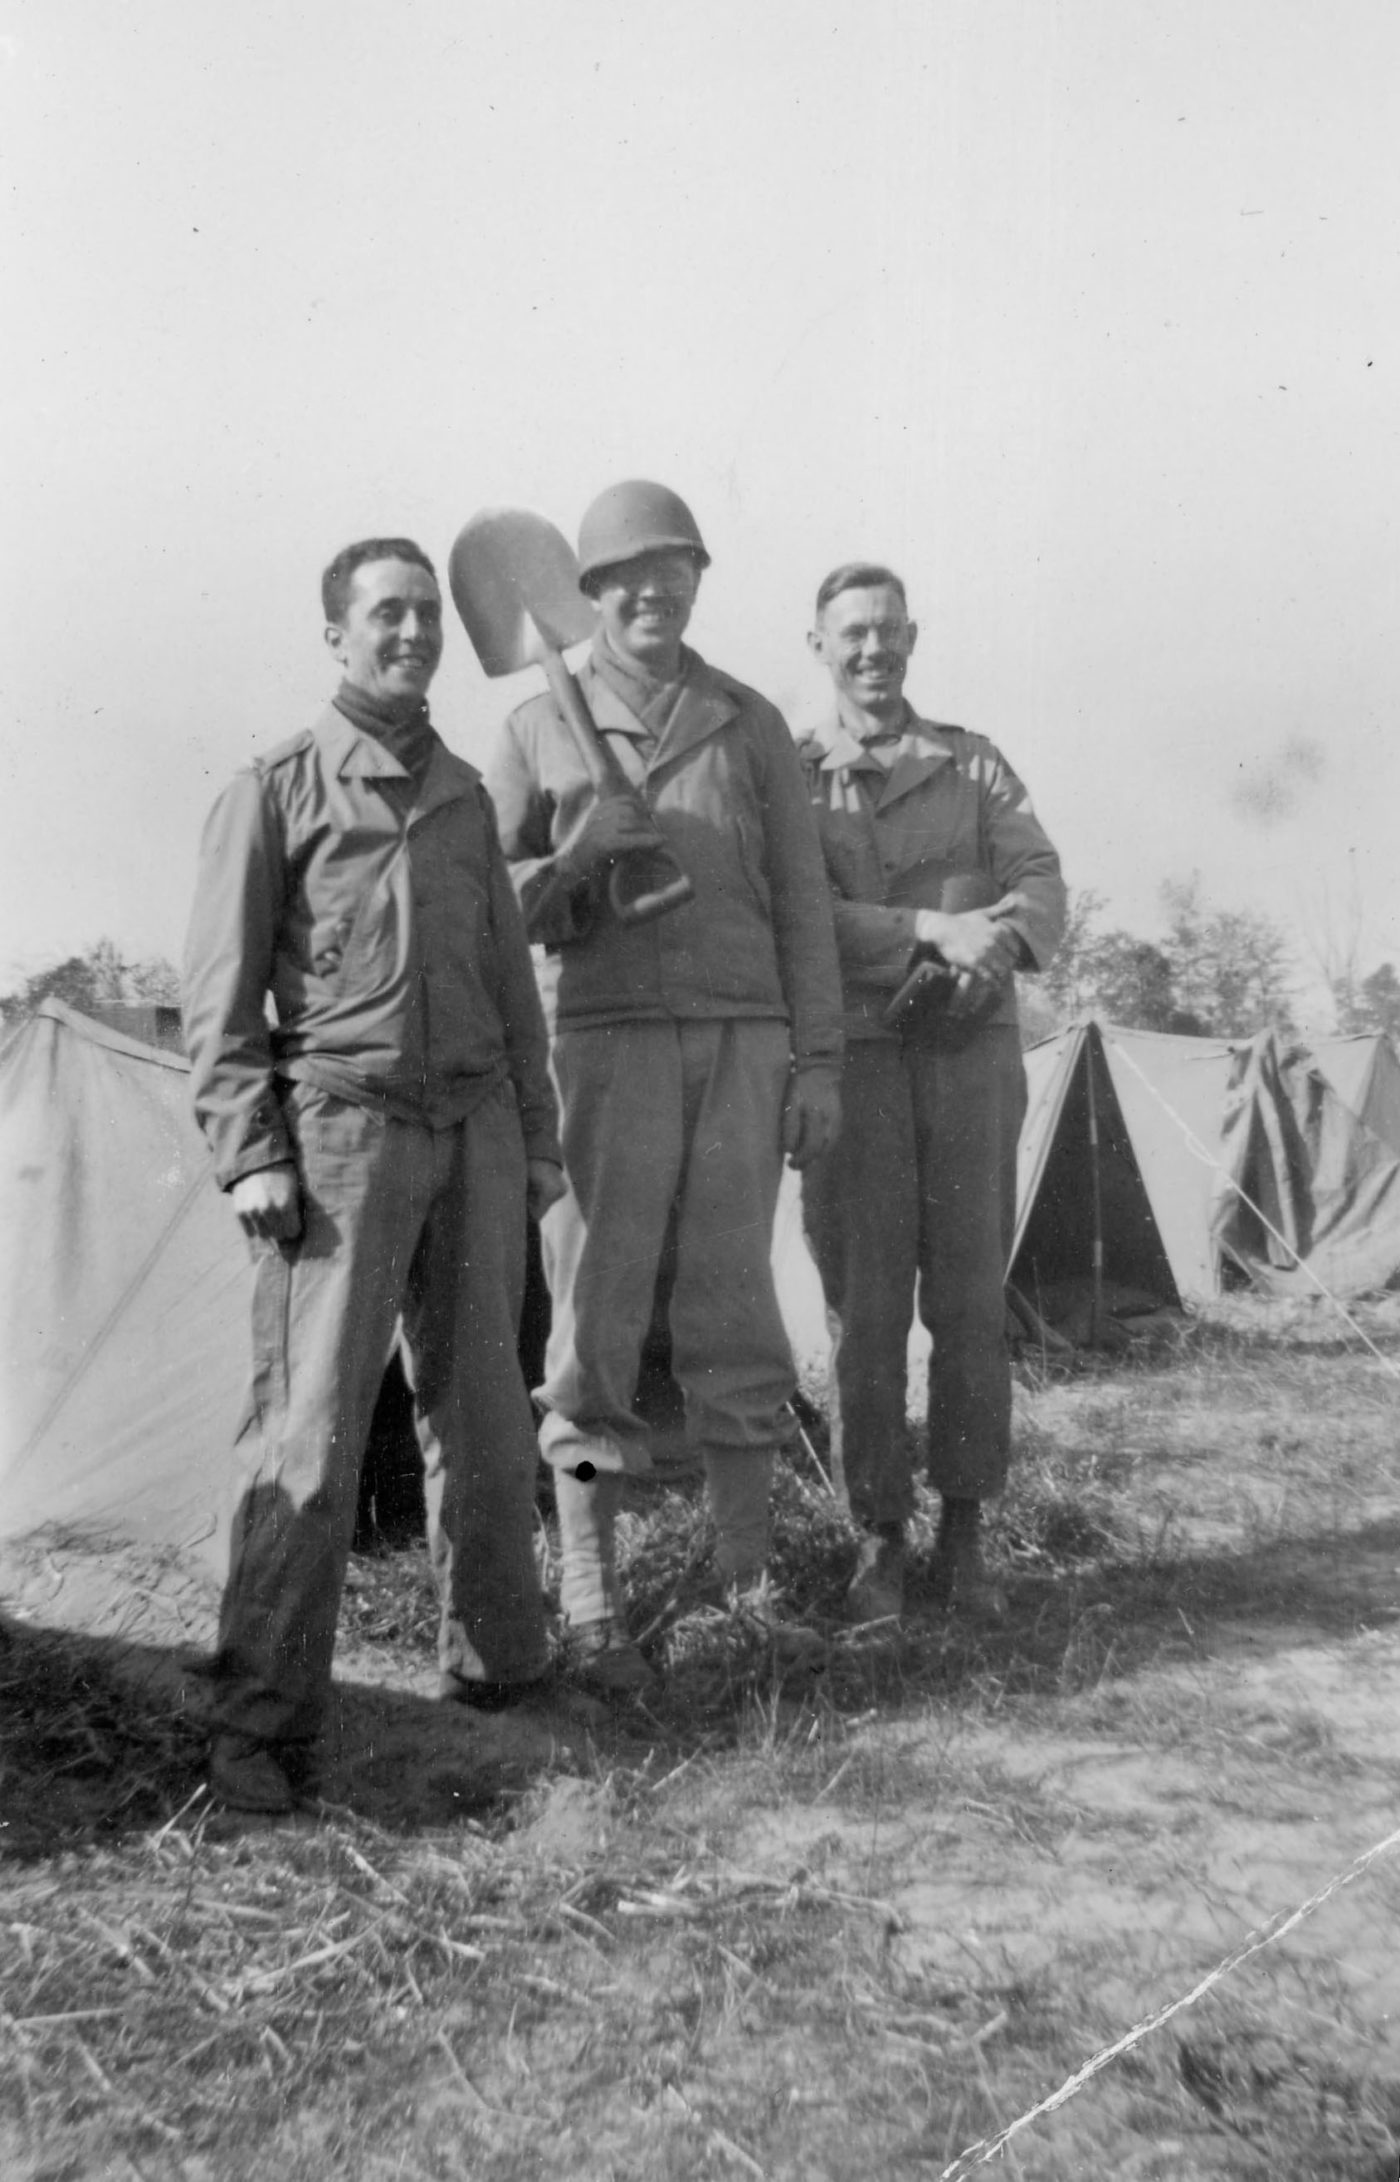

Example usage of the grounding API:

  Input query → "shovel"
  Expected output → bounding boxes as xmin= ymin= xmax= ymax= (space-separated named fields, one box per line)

xmin=448 ymin=507 xmax=694 ymax=926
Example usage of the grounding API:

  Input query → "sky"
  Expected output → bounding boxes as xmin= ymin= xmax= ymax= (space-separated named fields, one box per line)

xmin=3 ymin=0 xmax=1398 ymax=1025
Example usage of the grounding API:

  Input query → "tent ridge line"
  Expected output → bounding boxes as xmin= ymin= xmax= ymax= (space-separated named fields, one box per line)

xmin=36 ymin=1000 xmax=190 ymax=1074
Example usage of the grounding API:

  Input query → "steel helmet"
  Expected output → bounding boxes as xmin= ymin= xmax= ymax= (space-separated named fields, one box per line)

xmin=576 ymin=480 xmax=711 ymax=592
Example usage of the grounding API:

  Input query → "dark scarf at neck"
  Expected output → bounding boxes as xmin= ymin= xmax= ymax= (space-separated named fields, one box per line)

xmin=333 ymin=680 xmax=436 ymax=785
xmin=590 ymin=631 xmax=691 ymax=741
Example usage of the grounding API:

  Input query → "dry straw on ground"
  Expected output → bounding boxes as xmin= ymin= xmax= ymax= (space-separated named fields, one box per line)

xmin=4 ymin=1296 xmax=1400 ymax=2180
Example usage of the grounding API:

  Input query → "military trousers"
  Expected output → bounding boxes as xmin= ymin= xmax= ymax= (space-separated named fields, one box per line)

xmin=212 ymin=1078 xmax=549 ymax=1746
xmin=536 ymin=1018 xmax=794 ymax=1476
xmin=801 ymin=1028 xmax=1026 ymax=1519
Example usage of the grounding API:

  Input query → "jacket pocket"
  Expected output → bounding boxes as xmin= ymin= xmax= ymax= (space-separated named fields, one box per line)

xmin=333 ymin=850 xmax=410 ymax=992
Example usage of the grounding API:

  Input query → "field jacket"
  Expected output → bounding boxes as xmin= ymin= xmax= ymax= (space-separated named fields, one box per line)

xmin=798 ymin=710 xmax=1067 ymax=1043
xmin=487 ymin=650 xmax=843 ymax=1077
xmin=184 ymin=704 xmax=560 ymax=1188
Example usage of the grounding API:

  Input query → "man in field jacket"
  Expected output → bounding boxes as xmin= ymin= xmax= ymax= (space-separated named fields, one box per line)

xmin=799 ymin=561 xmax=1066 ymax=1624
xmin=487 ymin=481 xmax=844 ymax=1690
xmin=184 ymin=537 xmax=563 ymax=1813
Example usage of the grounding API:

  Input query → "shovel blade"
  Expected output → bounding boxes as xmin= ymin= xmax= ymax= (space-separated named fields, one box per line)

xmin=448 ymin=508 xmax=597 ymax=678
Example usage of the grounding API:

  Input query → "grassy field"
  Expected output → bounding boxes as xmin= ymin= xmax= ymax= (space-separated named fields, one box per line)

xmin=4 ymin=1296 xmax=1400 ymax=2180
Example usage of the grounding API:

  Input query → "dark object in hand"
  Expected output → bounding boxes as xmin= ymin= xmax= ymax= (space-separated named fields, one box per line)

xmin=883 ymin=954 xmax=960 ymax=1031
xmin=883 ymin=948 xmax=1003 ymax=1048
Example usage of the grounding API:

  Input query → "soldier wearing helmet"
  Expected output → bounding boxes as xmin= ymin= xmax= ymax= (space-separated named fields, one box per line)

xmin=488 ymin=481 xmax=845 ymax=1691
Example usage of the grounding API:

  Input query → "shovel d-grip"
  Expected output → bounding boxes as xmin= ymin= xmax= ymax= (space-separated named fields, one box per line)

xmin=605 ymin=844 xmax=695 ymax=925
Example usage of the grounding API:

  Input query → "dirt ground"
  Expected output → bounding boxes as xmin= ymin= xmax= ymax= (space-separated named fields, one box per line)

xmin=4 ymin=1301 xmax=1400 ymax=2178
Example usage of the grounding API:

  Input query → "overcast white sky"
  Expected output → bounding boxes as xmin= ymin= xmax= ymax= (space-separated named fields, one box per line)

xmin=3 ymin=0 xmax=1397 ymax=1022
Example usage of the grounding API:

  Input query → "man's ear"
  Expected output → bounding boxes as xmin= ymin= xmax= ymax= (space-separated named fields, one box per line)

xmin=905 ymin=619 xmax=919 ymax=657
xmin=324 ymin=621 xmax=347 ymax=665
xmin=806 ymin=626 xmax=826 ymax=660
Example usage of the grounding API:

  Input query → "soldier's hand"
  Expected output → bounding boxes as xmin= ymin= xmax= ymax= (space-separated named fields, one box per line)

xmin=526 ymin=1157 xmax=568 ymax=1221
xmin=914 ymin=897 xmax=1023 ymax=983
xmin=561 ymin=794 xmax=661 ymax=877
xmin=230 ymin=1163 xmax=303 ymax=1243
xmin=781 ymin=1072 xmax=842 ymax=1170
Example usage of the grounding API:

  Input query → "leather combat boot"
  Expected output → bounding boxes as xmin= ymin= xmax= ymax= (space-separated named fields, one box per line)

xmin=725 ymin=1574 xmax=827 ymax=1674
xmin=846 ymin=1522 xmax=907 ymax=1624
xmin=208 ymin=1733 xmax=299 ymax=1815
xmin=562 ymin=1617 xmax=659 ymax=1698
xmin=931 ymin=1497 xmax=1007 ymax=1621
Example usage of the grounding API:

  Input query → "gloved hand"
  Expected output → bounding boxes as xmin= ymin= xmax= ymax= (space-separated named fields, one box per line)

xmin=559 ymin=793 xmax=662 ymax=879
xmin=230 ymin=1162 xmax=303 ymax=1242
xmin=781 ymin=1070 xmax=842 ymax=1169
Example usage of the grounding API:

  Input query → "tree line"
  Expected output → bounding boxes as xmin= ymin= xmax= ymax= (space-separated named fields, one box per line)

xmin=4 ymin=897 xmax=1400 ymax=1044
xmin=0 ymin=939 xmax=180 ymax=1028
xmin=1036 ymin=878 xmax=1400 ymax=1042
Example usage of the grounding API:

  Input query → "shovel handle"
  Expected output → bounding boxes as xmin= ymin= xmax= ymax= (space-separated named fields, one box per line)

xmin=540 ymin=647 xmax=613 ymax=792
xmin=538 ymin=644 xmax=695 ymax=927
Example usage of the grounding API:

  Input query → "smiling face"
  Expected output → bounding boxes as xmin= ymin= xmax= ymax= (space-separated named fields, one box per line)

xmin=325 ymin=557 xmax=444 ymax=708
xmin=591 ymin=548 xmax=700 ymax=679
xmin=809 ymin=581 xmax=918 ymax=728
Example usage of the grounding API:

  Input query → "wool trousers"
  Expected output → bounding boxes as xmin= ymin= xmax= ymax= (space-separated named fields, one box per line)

xmin=801 ymin=1029 xmax=1027 ymax=1520
xmin=212 ymin=1079 xmax=548 ymax=1745
xmin=536 ymin=1018 xmax=795 ymax=1476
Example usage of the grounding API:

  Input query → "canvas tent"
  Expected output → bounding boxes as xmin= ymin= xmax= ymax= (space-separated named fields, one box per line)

xmin=1016 ymin=1019 xmax=1228 ymax=1311
xmin=1311 ymin=1033 xmax=1400 ymax=1158
xmin=1011 ymin=1017 xmax=1400 ymax=1319
xmin=8 ymin=1002 xmax=1400 ymax=1620
xmin=0 ymin=1002 xmax=830 ymax=1597
xmin=1214 ymin=1028 xmax=1400 ymax=1297
xmin=0 ymin=1001 xmax=251 ymax=1580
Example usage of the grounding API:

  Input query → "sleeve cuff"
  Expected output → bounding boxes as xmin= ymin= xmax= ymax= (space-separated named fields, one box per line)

xmin=219 ymin=1141 xmax=294 ymax=1190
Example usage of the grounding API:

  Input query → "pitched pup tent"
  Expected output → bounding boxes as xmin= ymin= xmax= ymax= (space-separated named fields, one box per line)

xmin=1215 ymin=1028 xmax=1400 ymax=1297
xmin=6 ymin=1004 xmax=1400 ymax=1620
xmin=1013 ymin=1019 xmax=1232 ymax=1317
xmin=0 ymin=1004 xmax=832 ymax=1604
xmin=1011 ymin=1017 xmax=1400 ymax=1323
xmin=0 ymin=1001 xmax=250 ymax=1581
xmin=1312 ymin=1032 xmax=1400 ymax=1158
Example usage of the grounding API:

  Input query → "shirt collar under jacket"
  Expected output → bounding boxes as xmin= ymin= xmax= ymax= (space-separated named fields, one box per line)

xmin=814 ymin=707 xmax=958 ymax=810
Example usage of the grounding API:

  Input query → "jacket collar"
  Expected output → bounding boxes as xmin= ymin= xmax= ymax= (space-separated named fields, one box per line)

xmin=814 ymin=708 xmax=958 ymax=809
xmin=311 ymin=704 xmax=477 ymax=820
xmin=580 ymin=650 xmax=740 ymax=768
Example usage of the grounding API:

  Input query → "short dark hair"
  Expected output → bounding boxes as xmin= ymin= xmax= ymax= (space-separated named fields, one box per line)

xmin=814 ymin=561 xmax=908 ymax=620
xmin=322 ymin=537 xmax=438 ymax=625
